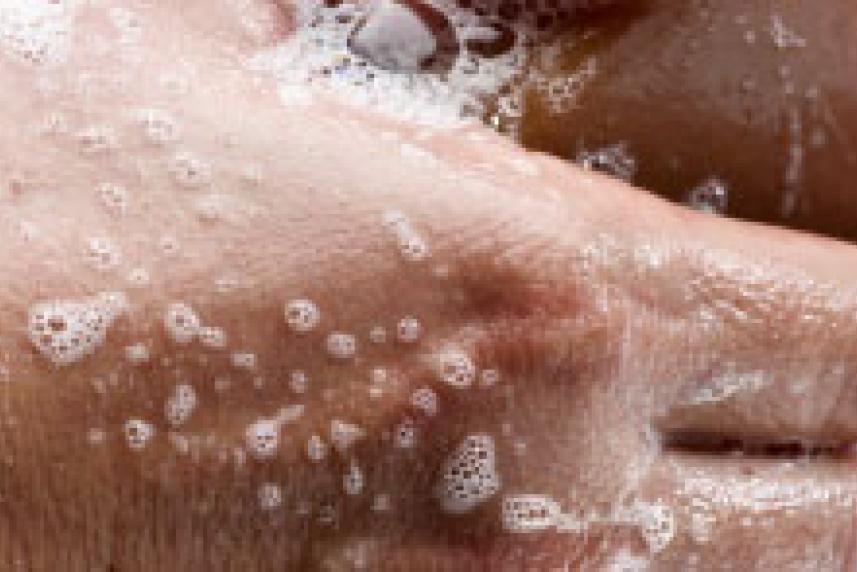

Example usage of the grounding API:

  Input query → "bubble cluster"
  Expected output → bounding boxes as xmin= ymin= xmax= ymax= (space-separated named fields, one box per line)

xmin=28 ymin=291 xmax=128 ymax=366
xmin=410 ymin=386 xmax=439 ymax=416
xmin=163 ymin=302 xmax=201 ymax=345
xmin=164 ymin=383 xmax=198 ymax=427
xmin=631 ymin=500 xmax=676 ymax=554
xmin=437 ymin=348 xmax=477 ymax=388
xmin=247 ymin=0 xmax=545 ymax=127
xmin=124 ymin=418 xmax=155 ymax=451
xmin=501 ymin=494 xmax=562 ymax=533
xmin=0 ymin=0 xmax=74 ymax=66
xmin=326 ymin=332 xmax=357 ymax=360
xmin=245 ymin=418 xmax=280 ymax=460
xmin=285 ymin=298 xmax=321 ymax=333
xmin=436 ymin=434 xmax=501 ymax=514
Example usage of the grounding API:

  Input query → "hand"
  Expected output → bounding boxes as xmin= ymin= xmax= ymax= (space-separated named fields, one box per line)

xmin=0 ymin=1 xmax=854 ymax=570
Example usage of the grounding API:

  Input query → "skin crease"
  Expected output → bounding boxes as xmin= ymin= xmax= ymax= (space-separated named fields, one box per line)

xmin=0 ymin=1 xmax=855 ymax=570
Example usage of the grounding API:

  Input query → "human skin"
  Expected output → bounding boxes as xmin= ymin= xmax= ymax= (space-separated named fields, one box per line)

xmin=519 ymin=0 xmax=857 ymax=241
xmin=0 ymin=1 xmax=856 ymax=570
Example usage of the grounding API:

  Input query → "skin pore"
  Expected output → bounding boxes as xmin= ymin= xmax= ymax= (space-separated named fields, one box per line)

xmin=0 ymin=0 xmax=856 ymax=570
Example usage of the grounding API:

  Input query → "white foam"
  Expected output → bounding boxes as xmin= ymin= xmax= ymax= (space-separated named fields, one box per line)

xmin=436 ymin=433 xmax=501 ymax=514
xmin=0 ymin=0 xmax=75 ymax=67
xmin=247 ymin=0 xmax=536 ymax=127
xmin=28 ymin=291 xmax=127 ymax=367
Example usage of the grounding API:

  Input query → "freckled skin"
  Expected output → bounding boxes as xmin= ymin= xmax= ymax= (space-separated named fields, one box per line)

xmin=0 ymin=1 xmax=855 ymax=570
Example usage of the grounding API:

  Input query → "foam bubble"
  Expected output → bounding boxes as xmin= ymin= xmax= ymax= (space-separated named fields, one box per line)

xmin=382 ymin=211 xmax=431 ymax=262
xmin=28 ymin=292 xmax=127 ymax=366
xmin=436 ymin=348 xmax=476 ymax=388
xmin=410 ymin=386 xmax=439 ymax=416
xmin=436 ymin=433 xmax=501 ymax=514
xmin=396 ymin=316 xmax=422 ymax=343
xmin=326 ymin=331 xmax=357 ymax=360
xmin=165 ymin=383 xmax=198 ymax=427
xmin=163 ymin=302 xmax=201 ymax=345
xmin=245 ymin=418 xmax=280 ymax=460
xmin=124 ymin=418 xmax=155 ymax=451
xmin=285 ymin=298 xmax=321 ymax=333
xmin=501 ymin=494 xmax=562 ymax=533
